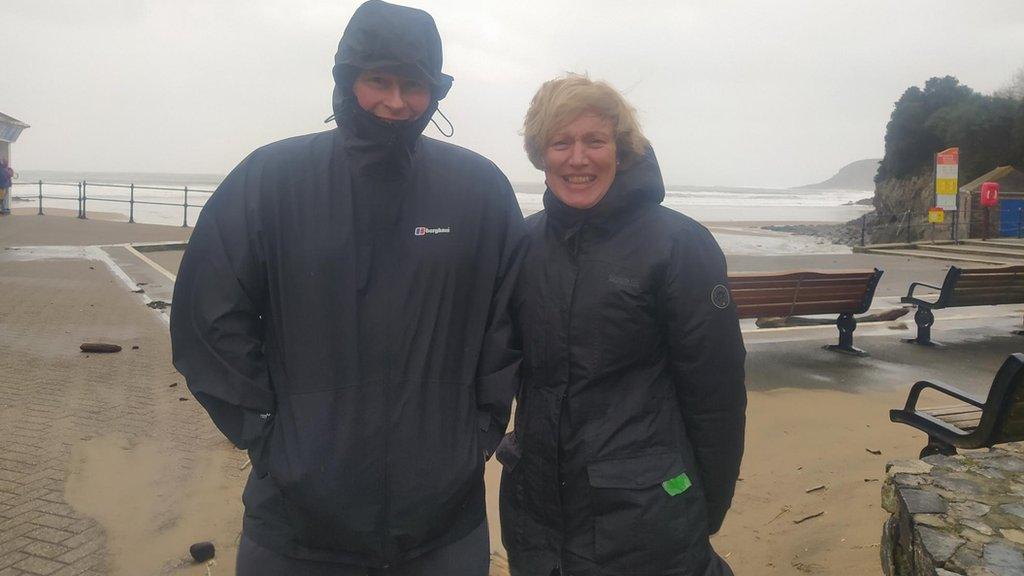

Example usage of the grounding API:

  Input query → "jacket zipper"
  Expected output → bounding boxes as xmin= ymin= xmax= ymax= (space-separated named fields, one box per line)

xmin=556 ymin=224 xmax=583 ymax=565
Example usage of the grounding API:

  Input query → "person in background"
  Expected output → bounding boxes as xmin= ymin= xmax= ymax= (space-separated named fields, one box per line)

xmin=0 ymin=158 xmax=13 ymax=215
xmin=498 ymin=75 xmax=746 ymax=576
xmin=170 ymin=1 xmax=524 ymax=574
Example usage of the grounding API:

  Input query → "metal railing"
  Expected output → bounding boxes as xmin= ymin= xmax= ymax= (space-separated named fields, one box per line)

xmin=857 ymin=209 xmax=1017 ymax=246
xmin=9 ymin=180 xmax=214 ymax=227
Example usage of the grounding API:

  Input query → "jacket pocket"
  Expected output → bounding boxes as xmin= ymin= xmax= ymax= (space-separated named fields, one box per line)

xmin=587 ymin=452 xmax=709 ymax=571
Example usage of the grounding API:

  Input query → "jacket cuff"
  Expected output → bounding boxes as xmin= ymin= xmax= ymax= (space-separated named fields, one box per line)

xmin=477 ymin=411 xmax=504 ymax=460
xmin=241 ymin=409 xmax=274 ymax=478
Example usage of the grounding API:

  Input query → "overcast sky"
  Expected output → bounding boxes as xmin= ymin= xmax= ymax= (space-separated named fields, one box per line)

xmin=4 ymin=1 xmax=1022 ymax=187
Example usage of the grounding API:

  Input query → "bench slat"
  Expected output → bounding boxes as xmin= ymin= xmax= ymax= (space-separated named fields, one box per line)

xmin=958 ymin=266 xmax=1024 ymax=276
xmin=737 ymin=299 xmax=865 ymax=318
xmin=922 ymin=404 xmax=982 ymax=431
xmin=730 ymin=274 xmax=875 ymax=287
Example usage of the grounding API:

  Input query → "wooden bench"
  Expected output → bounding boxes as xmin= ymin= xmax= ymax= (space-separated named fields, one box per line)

xmin=890 ymin=353 xmax=1024 ymax=458
xmin=728 ymin=269 xmax=884 ymax=356
xmin=901 ymin=265 xmax=1024 ymax=346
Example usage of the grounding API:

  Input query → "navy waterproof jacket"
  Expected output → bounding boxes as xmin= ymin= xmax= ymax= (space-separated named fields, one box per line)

xmin=499 ymin=149 xmax=746 ymax=576
xmin=170 ymin=1 xmax=524 ymax=567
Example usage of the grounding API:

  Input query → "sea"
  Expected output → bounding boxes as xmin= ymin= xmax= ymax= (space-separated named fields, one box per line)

xmin=9 ymin=171 xmax=873 ymax=255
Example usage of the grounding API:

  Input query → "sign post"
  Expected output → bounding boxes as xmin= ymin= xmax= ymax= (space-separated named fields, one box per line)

xmin=935 ymin=148 xmax=959 ymax=211
xmin=928 ymin=207 xmax=945 ymax=243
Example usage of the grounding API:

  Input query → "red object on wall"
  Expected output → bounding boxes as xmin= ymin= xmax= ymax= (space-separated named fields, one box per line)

xmin=981 ymin=182 xmax=1000 ymax=207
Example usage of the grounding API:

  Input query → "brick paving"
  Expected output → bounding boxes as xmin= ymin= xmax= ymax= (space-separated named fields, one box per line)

xmin=0 ymin=254 xmax=246 ymax=575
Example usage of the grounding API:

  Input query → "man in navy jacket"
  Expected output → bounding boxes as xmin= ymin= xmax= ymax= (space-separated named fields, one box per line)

xmin=170 ymin=2 xmax=524 ymax=573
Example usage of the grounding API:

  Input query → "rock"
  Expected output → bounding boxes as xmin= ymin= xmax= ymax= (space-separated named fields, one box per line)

xmin=916 ymin=514 xmax=950 ymax=528
xmin=79 ymin=343 xmax=121 ymax=353
xmin=999 ymin=504 xmax=1024 ymax=519
xmin=918 ymin=526 xmax=965 ymax=563
xmin=189 ymin=541 xmax=215 ymax=563
xmin=953 ymin=541 xmax=987 ymax=572
xmin=147 ymin=300 xmax=170 ymax=310
xmin=982 ymin=542 xmax=1024 ymax=575
xmin=951 ymin=502 xmax=992 ymax=519
xmin=881 ymin=517 xmax=897 ymax=576
xmin=935 ymin=568 xmax=962 ymax=576
xmin=933 ymin=476 xmax=985 ymax=496
xmin=887 ymin=459 xmax=934 ymax=476
xmin=962 ymin=528 xmax=995 ymax=544
xmin=882 ymin=481 xmax=899 ymax=514
xmin=977 ymin=468 xmax=1008 ymax=481
xmin=902 ymin=488 xmax=949 ymax=515
xmin=998 ymin=529 xmax=1024 ymax=545
xmin=893 ymin=473 xmax=928 ymax=487
xmin=984 ymin=457 xmax=1024 ymax=474
xmin=962 ymin=519 xmax=996 ymax=536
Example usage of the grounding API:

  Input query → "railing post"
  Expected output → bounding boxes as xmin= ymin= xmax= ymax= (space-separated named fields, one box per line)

xmin=860 ymin=214 xmax=866 ymax=246
xmin=129 ymin=183 xmax=135 ymax=223
xmin=1019 ymin=208 xmax=1022 ymax=239
xmin=907 ymin=210 xmax=913 ymax=244
xmin=77 ymin=182 xmax=82 ymax=218
xmin=182 ymin=185 xmax=189 ymax=227
xmin=37 ymin=180 xmax=43 ymax=215
xmin=79 ymin=181 xmax=88 ymax=219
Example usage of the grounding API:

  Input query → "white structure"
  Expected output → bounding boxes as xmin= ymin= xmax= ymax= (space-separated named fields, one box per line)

xmin=0 ymin=111 xmax=29 ymax=157
xmin=0 ymin=112 xmax=29 ymax=214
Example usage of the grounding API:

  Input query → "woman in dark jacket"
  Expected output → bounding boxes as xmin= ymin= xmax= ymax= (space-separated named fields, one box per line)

xmin=498 ymin=75 xmax=746 ymax=576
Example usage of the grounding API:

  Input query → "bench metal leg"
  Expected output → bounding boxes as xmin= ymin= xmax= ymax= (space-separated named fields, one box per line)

xmin=823 ymin=312 xmax=868 ymax=356
xmin=920 ymin=438 xmax=956 ymax=459
xmin=903 ymin=307 xmax=940 ymax=346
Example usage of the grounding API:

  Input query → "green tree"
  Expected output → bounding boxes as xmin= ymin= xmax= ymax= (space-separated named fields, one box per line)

xmin=877 ymin=75 xmax=1024 ymax=184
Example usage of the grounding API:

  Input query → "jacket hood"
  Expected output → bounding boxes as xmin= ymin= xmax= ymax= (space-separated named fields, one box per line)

xmin=331 ymin=0 xmax=453 ymax=127
xmin=330 ymin=1 xmax=454 ymax=176
xmin=544 ymin=145 xmax=666 ymax=231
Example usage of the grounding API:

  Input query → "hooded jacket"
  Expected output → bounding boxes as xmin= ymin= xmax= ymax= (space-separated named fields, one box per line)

xmin=170 ymin=0 xmax=524 ymax=566
xmin=498 ymin=149 xmax=746 ymax=576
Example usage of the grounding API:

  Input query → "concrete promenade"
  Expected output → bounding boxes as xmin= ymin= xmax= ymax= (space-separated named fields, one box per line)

xmin=3 ymin=212 xmax=1024 ymax=575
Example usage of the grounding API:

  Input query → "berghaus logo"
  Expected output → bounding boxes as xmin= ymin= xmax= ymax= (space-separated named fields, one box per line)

xmin=414 ymin=226 xmax=452 ymax=236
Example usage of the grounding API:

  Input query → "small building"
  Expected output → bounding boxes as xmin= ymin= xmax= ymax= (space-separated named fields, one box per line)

xmin=959 ymin=166 xmax=1024 ymax=238
xmin=0 ymin=111 xmax=30 ymax=163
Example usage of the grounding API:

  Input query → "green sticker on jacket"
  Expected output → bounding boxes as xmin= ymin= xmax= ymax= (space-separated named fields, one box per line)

xmin=662 ymin=472 xmax=691 ymax=496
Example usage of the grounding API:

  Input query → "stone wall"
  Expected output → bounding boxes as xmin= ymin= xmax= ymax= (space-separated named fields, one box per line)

xmin=881 ymin=444 xmax=1024 ymax=575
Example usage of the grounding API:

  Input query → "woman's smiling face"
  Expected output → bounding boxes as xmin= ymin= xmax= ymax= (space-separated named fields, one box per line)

xmin=544 ymin=112 xmax=617 ymax=210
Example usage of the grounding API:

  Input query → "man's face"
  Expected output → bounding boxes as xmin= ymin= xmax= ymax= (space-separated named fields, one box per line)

xmin=352 ymin=69 xmax=432 ymax=122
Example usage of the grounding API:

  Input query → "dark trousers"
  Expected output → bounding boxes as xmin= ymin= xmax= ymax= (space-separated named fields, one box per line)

xmin=236 ymin=521 xmax=490 ymax=576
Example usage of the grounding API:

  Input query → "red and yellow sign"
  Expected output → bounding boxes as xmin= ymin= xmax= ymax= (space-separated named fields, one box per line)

xmin=935 ymin=148 xmax=959 ymax=210
xmin=928 ymin=207 xmax=945 ymax=224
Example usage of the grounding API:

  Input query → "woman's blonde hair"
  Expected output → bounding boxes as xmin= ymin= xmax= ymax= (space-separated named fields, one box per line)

xmin=523 ymin=74 xmax=649 ymax=170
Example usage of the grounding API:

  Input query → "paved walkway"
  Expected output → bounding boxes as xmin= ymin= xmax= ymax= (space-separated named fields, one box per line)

xmin=0 ymin=216 xmax=242 ymax=576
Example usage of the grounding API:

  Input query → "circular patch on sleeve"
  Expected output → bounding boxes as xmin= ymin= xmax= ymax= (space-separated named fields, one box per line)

xmin=710 ymin=284 xmax=731 ymax=309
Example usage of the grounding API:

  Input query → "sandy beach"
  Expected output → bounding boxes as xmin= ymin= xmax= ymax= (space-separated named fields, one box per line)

xmin=2 ymin=213 xmax=1020 ymax=575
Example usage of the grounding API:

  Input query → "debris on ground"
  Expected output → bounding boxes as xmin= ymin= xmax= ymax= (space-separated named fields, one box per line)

xmin=767 ymin=505 xmax=792 ymax=525
xmin=80 ymin=342 xmax=122 ymax=353
xmin=189 ymin=541 xmax=216 ymax=563
xmin=794 ymin=511 xmax=825 ymax=524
